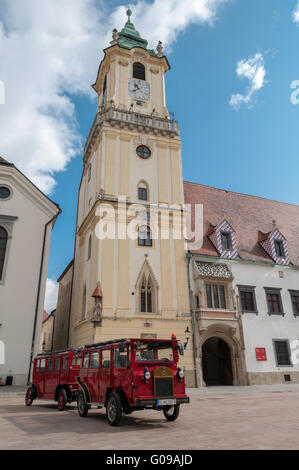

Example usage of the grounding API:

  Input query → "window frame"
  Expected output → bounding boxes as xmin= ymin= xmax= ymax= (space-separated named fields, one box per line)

xmin=133 ymin=62 xmax=146 ymax=81
xmin=205 ymin=283 xmax=227 ymax=310
xmin=238 ymin=285 xmax=258 ymax=314
xmin=274 ymin=240 xmax=285 ymax=258
xmin=0 ymin=216 xmax=17 ymax=285
xmin=221 ymin=231 xmax=233 ymax=251
xmin=289 ymin=290 xmax=299 ymax=317
xmin=264 ymin=287 xmax=284 ymax=316
xmin=138 ymin=225 xmax=152 ymax=247
xmin=273 ymin=339 xmax=292 ymax=367
xmin=0 ymin=185 xmax=13 ymax=201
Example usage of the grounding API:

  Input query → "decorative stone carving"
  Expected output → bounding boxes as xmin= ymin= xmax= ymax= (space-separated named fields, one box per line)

xmin=150 ymin=67 xmax=159 ymax=74
xmin=133 ymin=51 xmax=147 ymax=60
xmin=118 ymin=59 xmax=129 ymax=67
xmin=97 ymin=189 xmax=105 ymax=200
xmin=156 ymin=41 xmax=163 ymax=57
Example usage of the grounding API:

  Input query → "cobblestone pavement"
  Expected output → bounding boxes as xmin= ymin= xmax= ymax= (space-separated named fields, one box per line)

xmin=1 ymin=385 xmax=299 ymax=449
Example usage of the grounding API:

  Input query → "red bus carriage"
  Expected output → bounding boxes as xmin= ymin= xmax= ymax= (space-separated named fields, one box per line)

xmin=75 ymin=337 xmax=189 ymax=426
xmin=25 ymin=349 xmax=80 ymax=410
xmin=26 ymin=336 xmax=190 ymax=426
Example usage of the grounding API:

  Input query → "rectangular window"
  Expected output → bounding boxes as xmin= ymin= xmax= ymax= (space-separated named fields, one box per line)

xmin=62 ymin=356 xmax=68 ymax=370
xmin=40 ymin=359 xmax=46 ymax=372
xmin=138 ymin=187 xmax=148 ymax=201
xmin=101 ymin=349 xmax=110 ymax=368
xmin=265 ymin=288 xmax=283 ymax=315
xmin=35 ymin=359 xmax=40 ymax=372
xmin=274 ymin=240 xmax=284 ymax=258
xmin=221 ymin=232 xmax=232 ymax=251
xmin=273 ymin=340 xmax=291 ymax=366
xmin=114 ymin=346 xmax=128 ymax=368
xmin=238 ymin=286 xmax=257 ymax=313
xmin=290 ymin=290 xmax=299 ymax=316
xmin=90 ymin=351 xmax=100 ymax=369
xmin=55 ymin=358 xmax=61 ymax=371
xmin=206 ymin=284 xmax=226 ymax=309
xmin=47 ymin=358 xmax=54 ymax=371
xmin=83 ymin=352 xmax=90 ymax=369
xmin=72 ymin=354 xmax=81 ymax=367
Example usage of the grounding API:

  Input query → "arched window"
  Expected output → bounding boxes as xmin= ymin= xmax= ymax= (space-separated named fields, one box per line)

xmin=133 ymin=62 xmax=145 ymax=81
xmin=140 ymin=275 xmax=154 ymax=313
xmin=138 ymin=225 xmax=152 ymax=246
xmin=0 ymin=226 xmax=8 ymax=280
xmin=138 ymin=181 xmax=149 ymax=201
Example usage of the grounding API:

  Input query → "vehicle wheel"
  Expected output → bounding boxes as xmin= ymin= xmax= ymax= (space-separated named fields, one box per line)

xmin=57 ymin=388 xmax=67 ymax=411
xmin=106 ymin=392 xmax=122 ymax=426
xmin=77 ymin=391 xmax=89 ymax=417
xmin=163 ymin=404 xmax=180 ymax=421
xmin=25 ymin=387 xmax=34 ymax=406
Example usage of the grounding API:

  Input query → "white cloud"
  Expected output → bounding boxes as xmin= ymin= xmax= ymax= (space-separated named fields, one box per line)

xmin=229 ymin=53 xmax=267 ymax=110
xmin=44 ymin=278 xmax=59 ymax=313
xmin=293 ymin=1 xmax=299 ymax=25
xmin=0 ymin=0 xmax=229 ymax=194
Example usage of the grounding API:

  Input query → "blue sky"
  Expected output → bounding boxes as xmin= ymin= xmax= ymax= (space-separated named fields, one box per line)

xmin=49 ymin=0 xmax=299 ymax=284
xmin=1 ymin=0 xmax=299 ymax=309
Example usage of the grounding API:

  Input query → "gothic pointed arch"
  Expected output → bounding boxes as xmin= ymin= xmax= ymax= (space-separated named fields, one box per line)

xmin=135 ymin=258 xmax=159 ymax=314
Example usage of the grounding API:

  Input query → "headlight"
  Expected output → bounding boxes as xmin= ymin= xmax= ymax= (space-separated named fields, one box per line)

xmin=178 ymin=369 xmax=184 ymax=378
xmin=144 ymin=371 xmax=151 ymax=380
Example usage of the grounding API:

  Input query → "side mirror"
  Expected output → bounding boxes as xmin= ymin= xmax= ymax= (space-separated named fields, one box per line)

xmin=178 ymin=342 xmax=184 ymax=356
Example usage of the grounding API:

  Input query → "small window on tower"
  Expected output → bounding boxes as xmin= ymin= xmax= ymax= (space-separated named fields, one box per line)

xmin=133 ymin=62 xmax=145 ymax=81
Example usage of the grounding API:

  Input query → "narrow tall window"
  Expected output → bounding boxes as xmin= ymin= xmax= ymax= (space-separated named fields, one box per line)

xmin=87 ymin=235 xmax=92 ymax=261
xmin=221 ymin=232 xmax=232 ymax=251
xmin=140 ymin=276 xmax=153 ymax=313
xmin=138 ymin=225 xmax=152 ymax=246
xmin=274 ymin=240 xmax=284 ymax=258
xmin=238 ymin=286 xmax=257 ymax=313
xmin=102 ymin=76 xmax=107 ymax=108
xmin=82 ymin=284 xmax=87 ymax=319
xmin=289 ymin=290 xmax=299 ymax=316
xmin=138 ymin=186 xmax=148 ymax=201
xmin=0 ymin=226 xmax=8 ymax=280
xmin=133 ymin=62 xmax=145 ymax=80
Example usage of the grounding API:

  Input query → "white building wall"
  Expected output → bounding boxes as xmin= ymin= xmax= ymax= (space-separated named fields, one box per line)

xmin=230 ymin=261 xmax=299 ymax=377
xmin=0 ymin=167 xmax=58 ymax=385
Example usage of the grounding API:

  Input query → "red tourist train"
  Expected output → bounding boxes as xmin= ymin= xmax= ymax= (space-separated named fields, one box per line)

xmin=26 ymin=336 xmax=190 ymax=426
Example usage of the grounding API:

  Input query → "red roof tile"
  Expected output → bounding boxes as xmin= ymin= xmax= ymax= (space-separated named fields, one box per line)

xmin=43 ymin=310 xmax=49 ymax=322
xmin=184 ymin=181 xmax=299 ymax=265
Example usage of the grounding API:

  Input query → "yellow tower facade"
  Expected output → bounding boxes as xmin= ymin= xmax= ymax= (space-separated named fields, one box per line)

xmin=68 ymin=10 xmax=195 ymax=386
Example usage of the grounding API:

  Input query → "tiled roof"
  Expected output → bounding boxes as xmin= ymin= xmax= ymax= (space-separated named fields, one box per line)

xmin=43 ymin=310 xmax=49 ymax=322
xmin=184 ymin=181 xmax=299 ymax=265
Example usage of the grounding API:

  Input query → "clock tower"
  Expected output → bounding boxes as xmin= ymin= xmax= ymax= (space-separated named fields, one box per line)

xmin=68 ymin=10 xmax=195 ymax=386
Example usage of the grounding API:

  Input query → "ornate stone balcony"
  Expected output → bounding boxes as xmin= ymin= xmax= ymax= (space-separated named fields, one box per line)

xmin=83 ymin=107 xmax=180 ymax=163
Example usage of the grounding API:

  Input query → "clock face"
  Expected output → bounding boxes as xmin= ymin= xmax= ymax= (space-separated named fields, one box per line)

xmin=128 ymin=79 xmax=150 ymax=101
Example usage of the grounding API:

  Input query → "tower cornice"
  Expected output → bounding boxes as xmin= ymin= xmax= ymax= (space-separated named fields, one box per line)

xmin=83 ymin=107 xmax=180 ymax=164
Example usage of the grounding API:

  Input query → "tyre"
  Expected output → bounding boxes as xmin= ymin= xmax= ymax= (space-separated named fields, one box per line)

xmin=57 ymin=388 xmax=67 ymax=411
xmin=77 ymin=391 xmax=89 ymax=417
xmin=163 ymin=404 xmax=180 ymax=422
xmin=106 ymin=392 xmax=122 ymax=426
xmin=25 ymin=387 xmax=34 ymax=406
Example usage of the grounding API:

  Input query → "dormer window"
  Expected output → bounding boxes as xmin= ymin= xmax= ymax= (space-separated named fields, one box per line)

xmin=133 ymin=62 xmax=145 ymax=81
xmin=209 ymin=220 xmax=238 ymax=259
xmin=274 ymin=240 xmax=284 ymax=258
xmin=221 ymin=232 xmax=232 ymax=251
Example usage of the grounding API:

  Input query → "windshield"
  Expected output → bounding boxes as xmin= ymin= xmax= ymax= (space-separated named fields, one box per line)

xmin=134 ymin=341 xmax=174 ymax=362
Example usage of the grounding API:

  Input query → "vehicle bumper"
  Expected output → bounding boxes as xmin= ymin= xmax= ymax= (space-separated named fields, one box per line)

xmin=135 ymin=397 xmax=190 ymax=407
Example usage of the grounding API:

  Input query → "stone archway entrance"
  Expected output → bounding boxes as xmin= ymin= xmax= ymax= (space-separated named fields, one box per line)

xmin=202 ymin=337 xmax=233 ymax=386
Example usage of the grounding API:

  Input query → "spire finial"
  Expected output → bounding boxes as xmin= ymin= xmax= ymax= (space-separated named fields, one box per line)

xmin=126 ymin=7 xmax=132 ymax=21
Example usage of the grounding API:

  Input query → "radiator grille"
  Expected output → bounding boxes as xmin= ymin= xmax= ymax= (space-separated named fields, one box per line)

xmin=155 ymin=377 xmax=174 ymax=398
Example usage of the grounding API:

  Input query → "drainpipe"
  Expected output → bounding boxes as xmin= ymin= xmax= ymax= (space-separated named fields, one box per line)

xmin=27 ymin=210 xmax=61 ymax=385
xmin=186 ymin=252 xmax=199 ymax=388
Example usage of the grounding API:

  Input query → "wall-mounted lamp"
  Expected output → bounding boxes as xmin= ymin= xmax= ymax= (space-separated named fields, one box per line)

xmin=184 ymin=326 xmax=191 ymax=349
